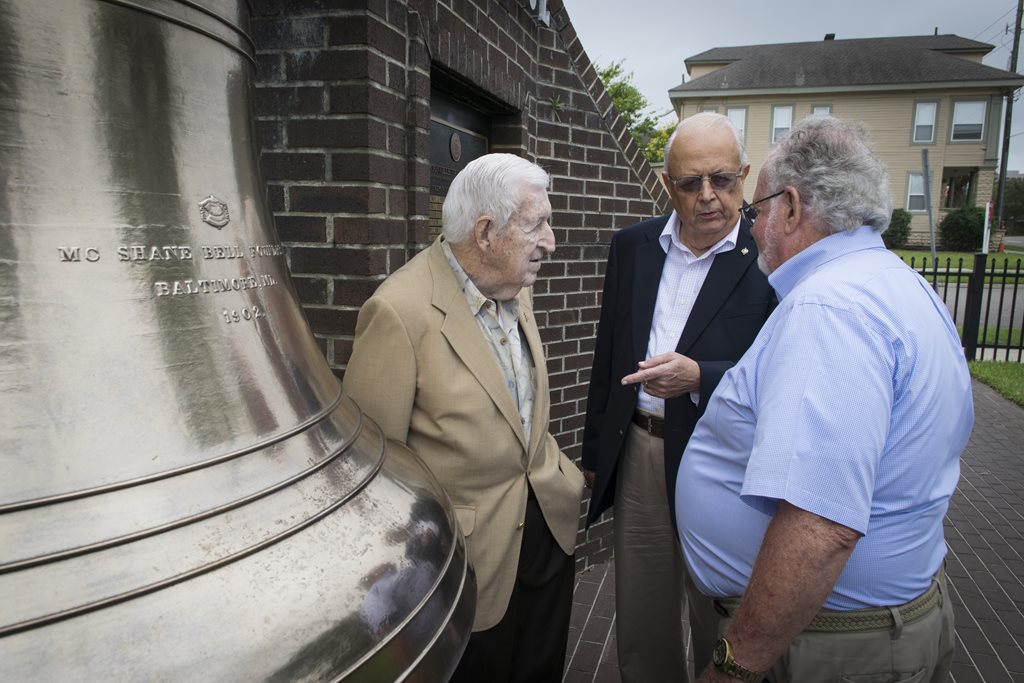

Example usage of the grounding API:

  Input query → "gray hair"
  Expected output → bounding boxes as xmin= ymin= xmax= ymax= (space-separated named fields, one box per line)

xmin=763 ymin=116 xmax=892 ymax=234
xmin=442 ymin=153 xmax=550 ymax=244
xmin=663 ymin=112 xmax=748 ymax=167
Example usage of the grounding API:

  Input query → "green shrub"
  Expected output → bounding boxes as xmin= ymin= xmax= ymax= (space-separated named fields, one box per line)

xmin=938 ymin=206 xmax=985 ymax=252
xmin=883 ymin=208 xmax=912 ymax=249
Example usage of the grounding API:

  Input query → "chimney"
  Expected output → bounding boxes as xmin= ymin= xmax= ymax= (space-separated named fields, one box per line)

xmin=824 ymin=33 xmax=835 ymax=40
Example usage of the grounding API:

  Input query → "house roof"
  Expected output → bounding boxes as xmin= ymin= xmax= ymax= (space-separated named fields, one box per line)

xmin=670 ymin=35 xmax=1024 ymax=97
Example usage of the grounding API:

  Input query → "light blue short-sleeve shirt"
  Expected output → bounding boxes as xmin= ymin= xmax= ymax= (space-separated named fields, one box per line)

xmin=676 ymin=226 xmax=974 ymax=610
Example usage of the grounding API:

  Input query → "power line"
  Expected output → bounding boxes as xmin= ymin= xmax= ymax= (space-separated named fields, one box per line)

xmin=972 ymin=4 xmax=1018 ymax=40
xmin=981 ymin=26 xmax=1011 ymax=44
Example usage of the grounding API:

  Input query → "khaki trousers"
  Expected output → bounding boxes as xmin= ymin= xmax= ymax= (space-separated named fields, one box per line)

xmin=683 ymin=562 xmax=719 ymax=675
xmin=687 ymin=567 xmax=955 ymax=682
xmin=613 ymin=423 xmax=689 ymax=682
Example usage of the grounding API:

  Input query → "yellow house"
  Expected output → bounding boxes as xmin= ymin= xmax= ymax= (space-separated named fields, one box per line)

xmin=668 ymin=34 xmax=1024 ymax=244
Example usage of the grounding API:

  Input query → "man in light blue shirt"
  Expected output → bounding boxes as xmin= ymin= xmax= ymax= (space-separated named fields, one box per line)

xmin=676 ymin=116 xmax=973 ymax=683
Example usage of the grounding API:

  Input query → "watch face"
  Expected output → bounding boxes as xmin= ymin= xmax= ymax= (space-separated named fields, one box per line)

xmin=713 ymin=639 xmax=728 ymax=666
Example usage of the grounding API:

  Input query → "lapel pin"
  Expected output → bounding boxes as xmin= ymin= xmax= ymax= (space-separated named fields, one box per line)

xmin=741 ymin=247 xmax=749 ymax=256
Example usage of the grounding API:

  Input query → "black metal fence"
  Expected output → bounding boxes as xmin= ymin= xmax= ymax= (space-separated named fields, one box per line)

xmin=904 ymin=254 xmax=1024 ymax=363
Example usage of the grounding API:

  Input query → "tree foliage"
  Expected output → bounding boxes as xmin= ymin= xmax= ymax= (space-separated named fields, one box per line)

xmin=1000 ymin=177 xmax=1024 ymax=236
xmin=597 ymin=60 xmax=674 ymax=164
xmin=643 ymin=124 xmax=675 ymax=165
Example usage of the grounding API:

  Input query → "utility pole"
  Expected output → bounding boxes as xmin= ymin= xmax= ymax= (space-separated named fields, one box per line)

xmin=995 ymin=0 xmax=1024 ymax=238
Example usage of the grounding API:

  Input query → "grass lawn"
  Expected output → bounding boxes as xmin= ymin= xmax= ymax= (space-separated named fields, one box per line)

xmin=892 ymin=250 xmax=1023 ymax=284
xmin=984 ymin=328 xmax=1023 ymax=346
xmin=893 ymin=250 xmax=1022 ymax=270
xmin=969 ymin=361 xmax=1024 ymax=409
xmin=958 ymin=326 xmax=1024 ymax=347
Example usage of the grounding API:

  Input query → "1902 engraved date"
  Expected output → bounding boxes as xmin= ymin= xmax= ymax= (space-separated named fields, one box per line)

xmin=222 ymin=305 xmax=266 ymax=324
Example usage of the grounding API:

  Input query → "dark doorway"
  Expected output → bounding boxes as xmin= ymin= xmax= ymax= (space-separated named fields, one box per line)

xmin=429 ymin=87 xmax=490 ymax=240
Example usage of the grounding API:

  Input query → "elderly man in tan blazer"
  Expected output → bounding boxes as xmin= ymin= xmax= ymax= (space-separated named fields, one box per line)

xmin=343 ymin=153 xmax=584 ymax=683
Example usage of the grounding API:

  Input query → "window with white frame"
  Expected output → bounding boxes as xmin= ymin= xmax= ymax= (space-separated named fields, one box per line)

xmin=913 ymin=102 xmax=937 ymax=143
xmin=772 ymin=105 xmax=793 ymax=143
xmin=700 ymin=105 xmax=718 ymax=113
xmin=811 ymin=105 xmax=831 ymax=117
xmin=951 ymin=101 xmax=986 ymax=141
xmin=907 ymin=173 xmax=926 ymax=211
xmin=727 ymin=107 xmax=746 ymax=142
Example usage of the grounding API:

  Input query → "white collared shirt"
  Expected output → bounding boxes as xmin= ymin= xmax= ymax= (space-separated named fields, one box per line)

xmin=636 ymin=212 xmax=740 ymax=416
xmin=441 ymin=240 xmax=535 ymax=442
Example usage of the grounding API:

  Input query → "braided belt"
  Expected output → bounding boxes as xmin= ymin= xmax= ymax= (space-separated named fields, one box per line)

xmin=714 ymin=568 xmax=944 ymax=633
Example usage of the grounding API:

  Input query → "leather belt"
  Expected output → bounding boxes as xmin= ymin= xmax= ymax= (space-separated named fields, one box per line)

xmin=713 ymin=567 xmax=945 ymax=633
xmin=632 ymin=411 xmax=665 ymax=439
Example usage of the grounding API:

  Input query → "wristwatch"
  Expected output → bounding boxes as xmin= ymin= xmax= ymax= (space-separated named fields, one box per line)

xmin=712 ymin=637 xmax=765 ymax=682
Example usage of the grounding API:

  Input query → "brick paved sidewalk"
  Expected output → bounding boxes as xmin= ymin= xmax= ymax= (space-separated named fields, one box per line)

xmin=564 ymin=379 xmax=1024 ymax=682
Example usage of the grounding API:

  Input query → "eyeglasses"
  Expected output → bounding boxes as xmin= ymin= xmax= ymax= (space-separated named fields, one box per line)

xmin=666 ymin=170 xmax=744 ymax=194
xmin=743 ymin=189 xmax=786 ymax=221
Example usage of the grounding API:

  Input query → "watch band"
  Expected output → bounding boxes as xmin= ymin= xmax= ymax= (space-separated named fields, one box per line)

xmin=713 ymin=637 xmax=764 ymax=683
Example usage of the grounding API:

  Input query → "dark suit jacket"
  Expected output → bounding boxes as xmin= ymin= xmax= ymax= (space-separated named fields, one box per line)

xmin=582 ymin=214 xmax=775 ymax=526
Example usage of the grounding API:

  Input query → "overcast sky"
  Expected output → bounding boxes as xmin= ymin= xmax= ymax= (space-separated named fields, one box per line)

xmin=566 ymin=0 xmax=1024 ymax=171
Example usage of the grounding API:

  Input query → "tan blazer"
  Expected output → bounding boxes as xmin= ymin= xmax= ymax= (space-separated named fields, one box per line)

xmin=342 ymin=238 xmax=584 ymax=631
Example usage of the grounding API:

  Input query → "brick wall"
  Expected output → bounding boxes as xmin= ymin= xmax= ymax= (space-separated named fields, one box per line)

xmin=251 ymin=0 xmax=671 ymax=570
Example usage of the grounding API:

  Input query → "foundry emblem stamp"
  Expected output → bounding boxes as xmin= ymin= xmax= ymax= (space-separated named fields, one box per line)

xmin=449 ymin=132 xmax=462 ymax=162
xmin=198 ymin=195 xmax=230 ymax=228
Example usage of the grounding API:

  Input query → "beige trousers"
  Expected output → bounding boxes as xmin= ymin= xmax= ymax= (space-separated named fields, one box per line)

xmin=688 ymin=564 xmax=955 ymax=682
xmin=613 ymin=423 xmax=689 ymax=682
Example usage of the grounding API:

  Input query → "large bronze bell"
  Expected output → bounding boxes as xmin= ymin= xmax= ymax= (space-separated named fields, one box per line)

xmin=0 ymin=0 xmax=474 ymax=679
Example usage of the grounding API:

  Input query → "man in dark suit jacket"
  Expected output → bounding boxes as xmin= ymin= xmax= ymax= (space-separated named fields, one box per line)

xmin=581 ymin=112 xmax=775 ymax=682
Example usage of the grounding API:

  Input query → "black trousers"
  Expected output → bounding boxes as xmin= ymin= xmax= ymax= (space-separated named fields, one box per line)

xmin=449 ymin=492 xmax=574 ymax=683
